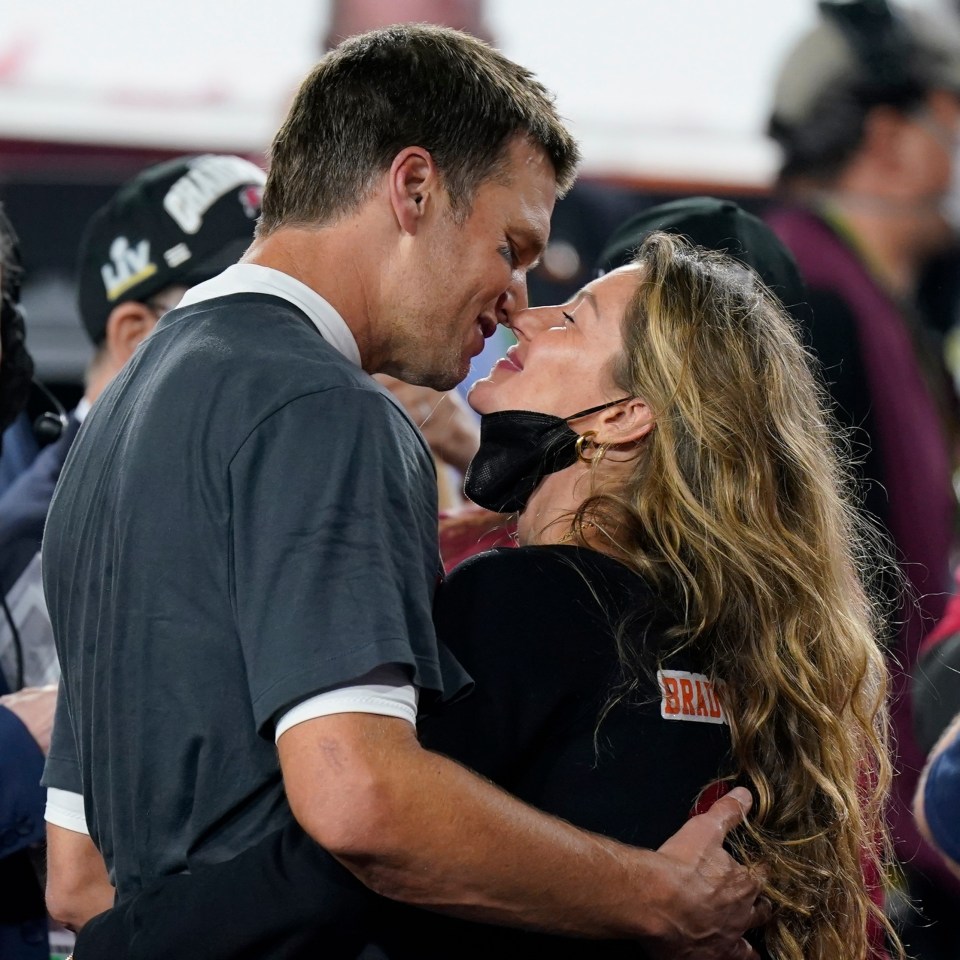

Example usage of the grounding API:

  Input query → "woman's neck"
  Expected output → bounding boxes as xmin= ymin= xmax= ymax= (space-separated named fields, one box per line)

xmin=516 ymin=469 xmax=583 ymax=546
xmin=517 ymin=461 xmax=625 ymax=552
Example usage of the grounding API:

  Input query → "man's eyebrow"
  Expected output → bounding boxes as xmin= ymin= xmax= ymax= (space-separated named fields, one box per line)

xmin=512 ymin=223 xmax=549 ymax=265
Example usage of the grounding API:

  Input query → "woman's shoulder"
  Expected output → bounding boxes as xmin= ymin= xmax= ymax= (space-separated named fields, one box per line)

xmin=445 ymin=545 xmax=652 ymax=599
xmin=437 ymin=545 xmax=662 ymax=657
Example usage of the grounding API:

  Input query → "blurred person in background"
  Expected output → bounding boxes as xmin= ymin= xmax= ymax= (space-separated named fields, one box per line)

xmin=764 ymin=1 xmax=960 ymax=953
xmin=0 ymin=202 xmax=61 ymax=960
xmin=323 ymin=0 xmax=495 ymax=47
xmin=41 ymin=26 xmax=763 ymax=960
xmin=0 ymin=153 xmax=265 ymax=700
xmin=915 ymin=706 xmax=960 ymax=885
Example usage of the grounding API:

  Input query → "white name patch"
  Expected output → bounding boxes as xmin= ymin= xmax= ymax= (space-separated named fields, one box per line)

xmin=657 ymin=669 xmax=727 ymax=725
xmin=163 ymin=154 xmax=265 ymax=234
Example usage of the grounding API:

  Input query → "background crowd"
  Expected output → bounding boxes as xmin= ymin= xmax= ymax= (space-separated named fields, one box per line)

xmin=3 ymin=0 xmax=960 ymax=958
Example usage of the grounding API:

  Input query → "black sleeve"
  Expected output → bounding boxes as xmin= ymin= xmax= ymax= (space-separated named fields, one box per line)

xmin=73 ymin=823 xmax=374 ymax=960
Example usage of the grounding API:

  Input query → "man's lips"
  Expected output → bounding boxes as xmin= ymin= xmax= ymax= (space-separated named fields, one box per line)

xmin=478 ymin=315 xmax=498 ymax=340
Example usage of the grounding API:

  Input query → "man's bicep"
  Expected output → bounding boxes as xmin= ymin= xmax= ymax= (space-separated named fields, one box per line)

xmin=41 ymin=679 xmax=83 ymax=794
xmin=277 ymin=712 xmax=420 ymax=850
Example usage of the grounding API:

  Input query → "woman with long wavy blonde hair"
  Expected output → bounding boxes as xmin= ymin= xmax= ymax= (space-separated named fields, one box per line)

xmin=69 ymin=230 xmax=894 ymax=960
xmin=566 ymin=231 xmax=898 ymax=959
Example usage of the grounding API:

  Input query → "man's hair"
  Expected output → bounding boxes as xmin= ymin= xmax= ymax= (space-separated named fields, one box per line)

xmin=260 ymin=23 xmax=579 ymax=232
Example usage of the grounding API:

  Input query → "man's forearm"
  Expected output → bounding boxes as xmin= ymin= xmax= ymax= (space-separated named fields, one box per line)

xmin=46 ymin=822 xmax=115 ymax=932
xmin=280 ymin=714 xmax=762 ymax=957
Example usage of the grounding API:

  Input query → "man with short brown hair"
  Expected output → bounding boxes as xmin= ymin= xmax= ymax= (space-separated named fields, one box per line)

xmin=44 ymin=26 xmax=764 ymax=960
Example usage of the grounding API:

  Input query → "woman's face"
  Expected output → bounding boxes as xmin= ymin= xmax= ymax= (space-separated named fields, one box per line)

xmin=468 ymin=266 xmax=641 ymax=417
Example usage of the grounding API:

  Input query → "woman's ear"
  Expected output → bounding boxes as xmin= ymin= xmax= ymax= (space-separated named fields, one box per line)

xmin=388 ymin=146 xmax=439 ymax=235
xmin=595 ymin=396 xmax=654 ymax=446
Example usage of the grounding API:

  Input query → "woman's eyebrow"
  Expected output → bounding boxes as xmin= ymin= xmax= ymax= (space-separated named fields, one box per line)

xmin=570 ymin=290 xmax=599 ymax=316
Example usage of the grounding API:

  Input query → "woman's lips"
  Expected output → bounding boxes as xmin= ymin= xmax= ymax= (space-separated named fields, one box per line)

xmin=493 ymin=348 xmax=522 ymax=372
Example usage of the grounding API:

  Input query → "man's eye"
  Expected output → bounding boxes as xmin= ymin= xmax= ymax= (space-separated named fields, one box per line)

xmin=499 ymin=244 xmax=518 ymax=267
xmin=562 ymin=311 xmax=576 ymax=324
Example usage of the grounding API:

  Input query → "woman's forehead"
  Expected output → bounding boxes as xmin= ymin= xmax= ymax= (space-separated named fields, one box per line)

xmin=581 ymin=265 xmax=643 ymax=312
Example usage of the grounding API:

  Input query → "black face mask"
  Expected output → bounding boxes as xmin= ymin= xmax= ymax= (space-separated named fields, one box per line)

xmin=463 ymin=398 xmax=629 ymax=514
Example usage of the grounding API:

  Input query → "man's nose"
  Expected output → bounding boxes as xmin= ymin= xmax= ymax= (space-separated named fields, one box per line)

xmin=496 ymin=271 xmax=530 ymax=327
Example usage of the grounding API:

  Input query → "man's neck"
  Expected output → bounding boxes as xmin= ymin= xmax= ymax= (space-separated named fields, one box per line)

xmin=243 ymin=222 xmax=385 ymax=371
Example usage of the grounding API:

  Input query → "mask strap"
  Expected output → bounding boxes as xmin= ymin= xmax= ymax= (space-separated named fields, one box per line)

xmin=564 ymin=397 xmax=632 ymax=423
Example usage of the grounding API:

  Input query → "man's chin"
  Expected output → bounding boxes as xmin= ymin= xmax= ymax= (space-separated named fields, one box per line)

xmin=408 ymin=367 xmax=466 ymax=394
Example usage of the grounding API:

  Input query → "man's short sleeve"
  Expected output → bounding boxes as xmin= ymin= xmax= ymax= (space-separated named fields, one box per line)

xmin=40 ymin=679 xmax=82 ymax=794
xmin=229 ymin=387 xmax=451 ymax=736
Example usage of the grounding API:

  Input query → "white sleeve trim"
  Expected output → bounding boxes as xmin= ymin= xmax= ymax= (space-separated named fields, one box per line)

xmin=275 ymin=663 xmax=418 ymax=743
xmin=45 ymin=787 xmax=89 ymax=835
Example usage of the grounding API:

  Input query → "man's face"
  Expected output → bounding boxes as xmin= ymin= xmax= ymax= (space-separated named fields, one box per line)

xmin=384 ymin=137 xmax=557 ymax=391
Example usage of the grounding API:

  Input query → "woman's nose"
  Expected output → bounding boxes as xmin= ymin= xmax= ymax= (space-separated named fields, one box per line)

xmin=506 ymin=306 xmax=558 ymax=340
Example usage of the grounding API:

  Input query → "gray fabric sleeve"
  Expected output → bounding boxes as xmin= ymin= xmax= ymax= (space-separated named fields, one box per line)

xmin=229 ymin=386 xmax=450 ymax=736
xmin=41 ymin=678 xmax=83 ymax=793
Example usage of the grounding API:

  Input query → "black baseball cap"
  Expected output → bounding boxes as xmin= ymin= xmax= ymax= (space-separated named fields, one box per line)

xmin=596 ymin=196 xmax=808 ymax=318
xmin=77 ymin=154 xmax=266 ymax=344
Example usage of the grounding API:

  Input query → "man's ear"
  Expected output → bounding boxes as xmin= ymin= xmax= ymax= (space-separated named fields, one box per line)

xmin=388 ymin=147 xmax=440 ymax=235
xmin=104 ymin=301 xmax=157 ymax=368
xmin=596 ymin=396 xmax=654 ymax=447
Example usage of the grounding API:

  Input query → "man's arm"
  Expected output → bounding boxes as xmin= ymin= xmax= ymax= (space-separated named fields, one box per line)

xmin=280 ymin=713 xmax=767 ymax=960
xmin=45 ymin=822 xmax=114 ymax=931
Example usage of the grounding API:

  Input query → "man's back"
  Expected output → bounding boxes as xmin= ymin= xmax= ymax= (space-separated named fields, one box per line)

xmin=42 ymin=293 xmax=439 ymax=897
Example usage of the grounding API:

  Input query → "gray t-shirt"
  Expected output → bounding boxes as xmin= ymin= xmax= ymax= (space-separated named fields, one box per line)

xmin=42 ymin=292 xmax=464 ymax=897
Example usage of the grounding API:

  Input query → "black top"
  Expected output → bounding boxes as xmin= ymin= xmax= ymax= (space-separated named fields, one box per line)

xmin=427 ymin=546 xmax=731 ymax=846
xmin=75 ymin=546 xmax=737 ymax=959
xmin=372 ymin=546 xmax=734 ymax=958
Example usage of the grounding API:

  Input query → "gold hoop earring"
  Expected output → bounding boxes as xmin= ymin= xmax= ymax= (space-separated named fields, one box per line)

xmin=576 ymin=431 xmax=598 ymax=464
